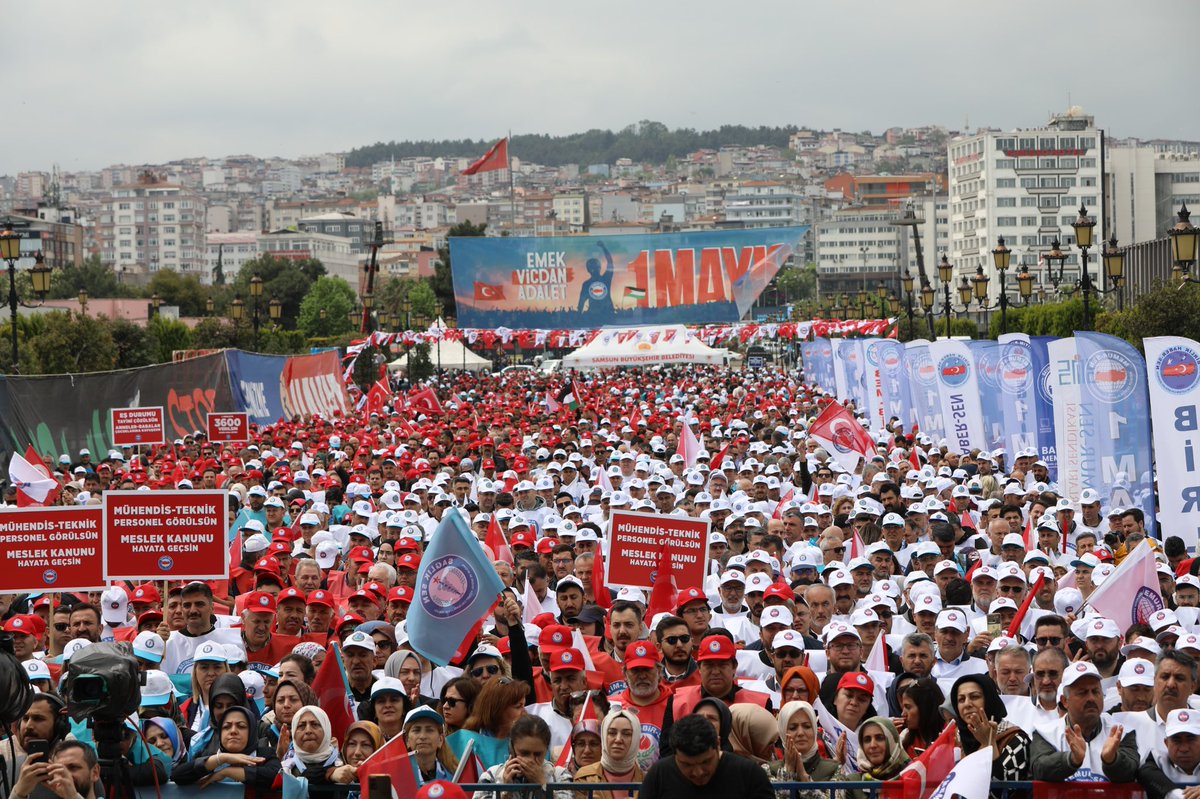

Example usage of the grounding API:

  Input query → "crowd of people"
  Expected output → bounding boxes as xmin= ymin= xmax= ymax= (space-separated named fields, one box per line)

xmin=2 ymin=364 xmax=1199 ymax=799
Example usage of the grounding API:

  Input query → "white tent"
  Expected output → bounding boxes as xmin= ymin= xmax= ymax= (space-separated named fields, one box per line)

xmin=562 ymin=325 xmax=727 ymax=370
xmin=389 ymin=318 xmax=492 ymax=373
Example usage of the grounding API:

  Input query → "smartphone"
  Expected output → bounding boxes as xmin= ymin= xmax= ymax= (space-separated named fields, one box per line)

xmin=25 ymin=739 xmax=50 ymax=762
xmin=987 ymin=613 xmax=1003 ymax=637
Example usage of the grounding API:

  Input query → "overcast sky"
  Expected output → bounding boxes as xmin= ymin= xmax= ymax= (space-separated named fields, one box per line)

xmin=5 ymin=1 xmax=1196 ymax=175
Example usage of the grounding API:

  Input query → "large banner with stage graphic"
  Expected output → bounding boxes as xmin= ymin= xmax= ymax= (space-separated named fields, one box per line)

xmin=449 ymin=226 xmax=808 ymax=328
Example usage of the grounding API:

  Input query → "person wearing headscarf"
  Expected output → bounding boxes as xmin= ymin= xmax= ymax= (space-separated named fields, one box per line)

xmin=143 ymin=717 xmax=189 ymax=767
xmin=342 ymin=721 xmax=384 ymax=769
xmin=846 ymin=717 xmax=910 ymax=790
xmin=261 ymin=678 xmax=318 ymax=755
xmin=561 ymin=720 xmax=601 ymax=777
xmin=173 ymin=704 xmax=280 ymax=798
xmin=769 ymin=701 xmax=840 ymax=792
xmin=884 ymin=671 xmax=918 ymax=718
xmin=780 ymin=666 xmax=821 ymax=707
xmin=573 ymin=709 xmax=643 ymax=799
xmin=282 ymin=706 xmax=341 ymax=784
xmin=385 ymin=649 xmax=439 ymax=707
xmin=692 ymin=697 xmax=733 ymax=752
xmin=728 ymin=705 xmax=779 ymax=765
xmin=188 ymin=672 xmax=251 ymax=755
xmin=945 ymin=673 xmax=1030 ymax=785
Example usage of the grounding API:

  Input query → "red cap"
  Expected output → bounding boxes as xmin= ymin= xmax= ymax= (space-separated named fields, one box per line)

xmin=763 ymin=583 xmax=795 ymax=604
xmin=388 ymin=586 xmax=414 ymax=605
xmin=307 ymin=590 xmax=335 ymax=609
xmin=348 ymin=546 xmax=375 ymax=564
xmin=624 ymin=641 xmax=661 ymax=669
xmin=130 ymin=583 xmax=162 ymax=604
xmin=675 ymin=587 xmax=708 ymax=613
xmin=395 ymin=537 xmax=420 ymax=553
xmin=278 ymin=587 xmax=307 ymax=604
xmin=334 ymin=612 xmax=364 ymax=632
xmin=2 ymin=615 xmax=37 ymax=635
xmin=540 ymin=624 xmax=574 ymax=653
xmin=416 ymin=782 xmax=469 ymax=799
xmin=395 ymin=552 xmax=421 ymax=571
xmin=536 ymin=538 xmax=559 ymax=555
xmin=695 ymin=635 xmax=736 ymax=662
xmin=137 ymin=610 xmax=164 ymax=625
xmin=253 ymin=557 xmax=281 ymax=577
xmin=550 ymin=648 xmax=585 ymax=672
xmin=269 ymin=541 xmax=292 ymax=556
xmin=349 ymin=589 xmax=379 ymax=605
xmin=532 ymin=612 xmax=557 ymax=629
xmin=837 ymin=671 xmax=875 ymax=696
xmin=496 ymin=637 xmax=512 ymax=656
xmin=510 ymin=532 xmax=534 ymax=548
xmin=245 ymin=591 xmax=278 ymax=614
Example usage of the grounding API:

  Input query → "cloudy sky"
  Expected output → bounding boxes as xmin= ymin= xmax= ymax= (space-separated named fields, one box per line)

xmin=5 ymin=1 xmax=1196 ymax=174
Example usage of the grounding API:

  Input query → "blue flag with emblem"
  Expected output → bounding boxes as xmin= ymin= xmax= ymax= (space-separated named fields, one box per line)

xmin=406 ymin=509 xmax=506 ymax=666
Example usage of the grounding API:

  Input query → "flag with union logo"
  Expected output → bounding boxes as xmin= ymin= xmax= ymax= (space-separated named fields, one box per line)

xmin=406 ymin=509 xmax=505 ymax=666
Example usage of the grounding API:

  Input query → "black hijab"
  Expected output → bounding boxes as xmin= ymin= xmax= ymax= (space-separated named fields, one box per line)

xmin=945 ymin=673 xmax=1007 ymax=754
xmin=694 ymin=697 xmax=734 ymax=753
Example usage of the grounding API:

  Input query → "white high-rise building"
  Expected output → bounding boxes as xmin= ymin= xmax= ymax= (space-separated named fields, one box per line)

xmin=948 ymin=108 xmax=1103 ymax=303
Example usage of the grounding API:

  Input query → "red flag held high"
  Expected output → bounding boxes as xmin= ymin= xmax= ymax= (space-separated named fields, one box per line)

xmin=357 ymin=723 xmax=418 ymax=798
xmin=365 ymin=378 xmax=391 ymax=417
xmin=311 ymin=642 xmax=356 ymax=741
xmin=485 ymin=513 xmax=512 ymax=565
xmin=593 ymin=547 xmax=612 ymax=610
xmin=647 ymin=546 xmax=677 ymax=619
xmin=708 ymin=442 xmax=731 ymax=471
xmin=462 ymin=138 xmax=509 ymax=175
xmin=408 ymin=387 xmax=444 ymax=414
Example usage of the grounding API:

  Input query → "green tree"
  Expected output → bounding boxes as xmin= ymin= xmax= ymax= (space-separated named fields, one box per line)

xmin=46 ymin=254 xmax=133 ymax=300
xmin=774 ymin=264 xmax=817 ymax=303
xmin=191 ymin=317 xmax=244 ymax=351
xmin=406 ymin=342 xmax=434 ymax=382
xmin=26 ymin=312 xmax=117 ymax=374
xmin=299 ymin=276 xmax=357 ymax=338
xmin=233 ymin=255 xmax=326 ymax=328
xmin=145 ymin=269 xmax=213 ymax=317
xmin=435 ymin=221 xmax=487 ymax=320
xmin=148 ymin=316 xmax=194 ymax=363
xmin=109 ymin=317 xmax=156 ymax=368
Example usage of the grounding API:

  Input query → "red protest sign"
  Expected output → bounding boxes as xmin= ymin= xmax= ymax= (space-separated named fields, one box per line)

xmin=606 ymin=509 xmax=709 ymax=593
xmin=111 ymin=406 xmax=165 ymax=447
xmin=206 ymin=412 xmax=249 ymax=443
xmin=103 ymin=490 xmax=229 ymax=580
xmin=0 ymin=506 xmax=105 ymax=593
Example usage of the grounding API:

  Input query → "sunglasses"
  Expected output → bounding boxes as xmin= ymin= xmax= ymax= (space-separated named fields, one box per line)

xmin=998 ymin=586 xmax=1024 ymax=595
xmin=442 ymin=697 xmax=464 ymax=708
xmin=1033 ymin=636 xmax=1063 ymax=647
xmin=53 ymin=623 xmax=69 ymax=632
xmin=471 ymin=664 xmax=502 ymax=678
xmin=663 ymin=635 xmax=691 ymax=646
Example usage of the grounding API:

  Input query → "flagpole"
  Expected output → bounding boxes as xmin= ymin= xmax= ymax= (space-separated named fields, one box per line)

xmin=507 ymin=130 xmax=516 ymax=232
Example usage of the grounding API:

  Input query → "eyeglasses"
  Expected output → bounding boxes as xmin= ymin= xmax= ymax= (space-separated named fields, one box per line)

xmin=53 ymin=623 xmax=69 ymax=632
xmin=663 ymin=635 xmax=691 ymax=646
xmin=774 ymin=648 xmax=803 ymax=659
xmin=680 ymin=606 xmax=710 ymax=616
xmin=471 ymin=664 xmax=502 ymax=678
xmin=442 ymin=697 xmax=464 ymax=708
xmin=1033 ymin=636 xmax=1063 ymax=647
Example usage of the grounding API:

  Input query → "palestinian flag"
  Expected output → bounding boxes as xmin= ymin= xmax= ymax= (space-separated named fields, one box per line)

xmin=624 ymin=286 xmax=647 ymax=300
xmin=555 ymin=383 xmax=579 ymax=411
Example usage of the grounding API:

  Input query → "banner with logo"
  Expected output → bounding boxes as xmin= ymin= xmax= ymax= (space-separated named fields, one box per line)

xmin=904 ymin=340 xmax=944 ymax=440
xmin=0 ymin=506 xmax=105 ymax=592
xmin=450 ymin=226 xmax=808 ymax=328
xmin=110 ymin=407 xmax=165 ymax=447
xmin=838 ymin=339 xmax=869 ymax=411
xmin=967 ymin=340 xmax=1007 ymax=452
xmin=207 ymin=412 xmax=249 ymax=443
xmin=1029 ymin=335 xmax=1060 ymax=478
xmin=281 ymin=350 xmax=352 ymax=419
xmin=103 ymin=490 xmax=229 ymax=580
xmin=812 ymin=338 xmax=837 ymax=396
xmin=1075 ymin=331 xmax=1155 ymax=532
xmin=859 ymin=338 xmax=888 ymax=432
xmin=866 ymin=339 xmax=912 ymax=432
xmin=1146 ymin=336 xmax=1200 ymax=549
xmin=928 ymin=339 xmax=986 ymax=454
xmin=997 ymin=334 xmax=1042 ymax=462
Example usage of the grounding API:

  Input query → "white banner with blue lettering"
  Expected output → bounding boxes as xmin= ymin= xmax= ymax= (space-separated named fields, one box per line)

xmin=1145 ymin=336 xmax=1200 ymax=549
xmin=904 ymin=340 xmax=944 ymax=441
xmin=997 ymin=333 xmax=1042 ymax=460
xmin=928 ymin=339 xmax=986 ymax=454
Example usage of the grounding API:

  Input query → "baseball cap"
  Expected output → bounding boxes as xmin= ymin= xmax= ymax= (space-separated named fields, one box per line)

xmin=343 ymin=631 xmax=377 ymax=653
xmin=674 ymin=587 xmax=708 ymax=612
xmin=244 ymin=591 xmax=278 ymax=614
xmin=550 ymin=649 xmax=585 ymax=672
xmin=101 ymin=587 xmax=129 ymax=625
xmin=760 ymin=605 xmax=793 ymax=628
xmin=371 ymin=676 xmax=406 ymax=698
xmin=416 ymin=782 xmax=468 ymax=799
xmin=1117 ymin=658 xmax=1155 ymax=688
xmin=694 ymin=636 xmax=736 ymax=661
xmin=836 ymin=671 xmax=875 ymax=696
xmin=823 ymin=622 xmax=861 ymax=644
xmin=624 ymin=641 xmax=660 ymax=669
xmin=132 ymin=631 xmax=164 ymax=663
xmin=141 ymin=670 xmax=176 ymax=707
xmin=404 ymin=705 xmax=445 ymax=728
xmin=194 ymin=641 xmax=227 ymax=663
xmin=1071 ymin=553 xmax=1100 ymax=570
xmin=23 ymin=659 xmax=52 ymax=683
xmin=1166 ymin=708 xmax=1200 ymax=739
xmin=1083 ymin=617 xmax=1121 ymax=639
xmin=1061 ymin=660 xmax=1102 ymax=688
xmin=936 ymin=609 xmax=968 ymax=632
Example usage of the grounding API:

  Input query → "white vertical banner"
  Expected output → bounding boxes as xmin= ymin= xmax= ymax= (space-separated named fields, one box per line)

xmin=928 ymin=339 xmax=985 ymax=454
xmin=1146 ymin=336 xmax=1200 ymax=550
xmin=905 ymin=340 xmax=945 ymax=440
xmin=833 ymin=342 xmax=850 ymax=402
xmin=860 ymin=338 xmax=887 ymax=433
xmin=1049 ymin=336 xmax=1084 ymax=503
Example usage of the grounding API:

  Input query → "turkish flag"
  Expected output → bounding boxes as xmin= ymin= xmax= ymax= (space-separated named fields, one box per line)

xmin=407 ymin=387 xmax=444 ymax=414
xmin=357 ymin=724 xmax=417 ymax=799
xmin=462 ymin=138 xmax=509 ymax=175
xmin=311 ymin=642 xmax=356 ymax=741
xmin=485 ymin=513 xmax=512 ymax=565
xmin=808 ymin=401 xmax=876 ymax=471
xmin=592 ymin=547 xmax=612 ymax=611
xmin=474 ymin=282 xmax=506 ymax=301
xmin=365 ymin=378 xmax=391 ymax=417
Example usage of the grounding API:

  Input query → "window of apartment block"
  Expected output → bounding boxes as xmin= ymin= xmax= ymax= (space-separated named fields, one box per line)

xmin=1060 ymin=137 xmax=1077 ymax=149
xmin=1019 ymin=159 xmax=1036 ymax=169
xmin=997 ymin=178 xmax=1016 ymax=188
xmin=996 ymin=138 xmax=1016 ymax=151
xmin=1080 ymin=158 xmax=1097 ymax=168
xmin=1019 ymin=137 xmax=1036 ymax=150
xmin=1022 ymin=216 xmax=1038 ymax=226
xmin=1022 ymin=197 xmax=1038 ymax=207
xmin=997 ymin=217 xmax=1017 ymax=227
xmin=1039 ymin=138 xmax=1057 ymax=150
xmin=997 ymin=197 xmax=1016 ymax=207
xmin=1060 ymin=157 xmax=1077 ymax=168
xmin=1021 ymin=178 xmax=1038 ymax=188
xmin=1080 ymin=137 xmax=1096 ymax=149
xmin=996 ymin=159 xmax=1014 ymax=170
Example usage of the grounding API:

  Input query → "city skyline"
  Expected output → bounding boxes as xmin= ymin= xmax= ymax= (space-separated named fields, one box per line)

xmin=3 ymin=0 xmax=1196 ymax=174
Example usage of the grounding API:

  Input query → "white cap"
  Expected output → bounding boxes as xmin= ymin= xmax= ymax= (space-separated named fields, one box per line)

xmin=1054 ymin=588 xmax=1084 ymax=615
xmin=760 ymin=605 xmax=794 ymax=627
xmin=1121 ymin=636 xmax=1162 ymax=657
xmin=1082 ymin=617 xmax=1121 ymax=639
xmin=1117 ymin=658 xmax=1155 ymax=688
xmin=719 ymin=569 xmax=747 ymax=586
xmin=1001 ymin=533 xmax=1027 ymax=549
xmin=936 ymin=609 xmax=968 ymax=632
xmin=1061 ymin=660 xmax=1102 ymax=688
xmin=343 ymin=630 xmax=377 ymax=653
xmin=101 ymin=587 xmax=128 ymax=625
xmin=913 ymin=594 xmax=943 ymax=615
xmin=1166 ymin=708 xmax=1200 ymax=738
xmin=23 ymin=659 xmax=51 ymax=682
xmin=243 ymin=534 xmax=271 ymax=554
xmin=132 ymin=631 xmax=164 ymax=663
xmin=772 ymin=629 xmax=805 ymax=651
xmin=823 ymin=622 xmax=861 ymax=644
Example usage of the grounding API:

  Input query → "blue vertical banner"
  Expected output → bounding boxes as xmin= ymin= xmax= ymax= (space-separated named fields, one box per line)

xmin=869 ymin=339 xmax=912 ymax=431
xmin=996 ymin=334 xmax=1042 ymax=461
xmin=904 ymin=340 xmax=944 ymax=440
xmin=967 ymin=340 xmax=1007 ymax=453
xmin=928 ymin=339 xmax=987 ymax=454
xmin=1074 ymin=331 xmax=1156 ymax=533
xmin=814 ymin=338 xmax=837 ymax=395
xmin=833 ymin=339 xmax=850 ymax=402
xmin=1029 ymin=335 xmax=1059 ymax=479
xmin=838 ymin=339 xmax=868 ymax=410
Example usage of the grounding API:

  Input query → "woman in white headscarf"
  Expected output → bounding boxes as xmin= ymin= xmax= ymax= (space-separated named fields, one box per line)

xmin=769 ymin=701 xmax=841 ymax=798
xmin=282 ymin=706 xmax=343 ymax=784
xmin=572 ymin=708 xmax=643 ymax=799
